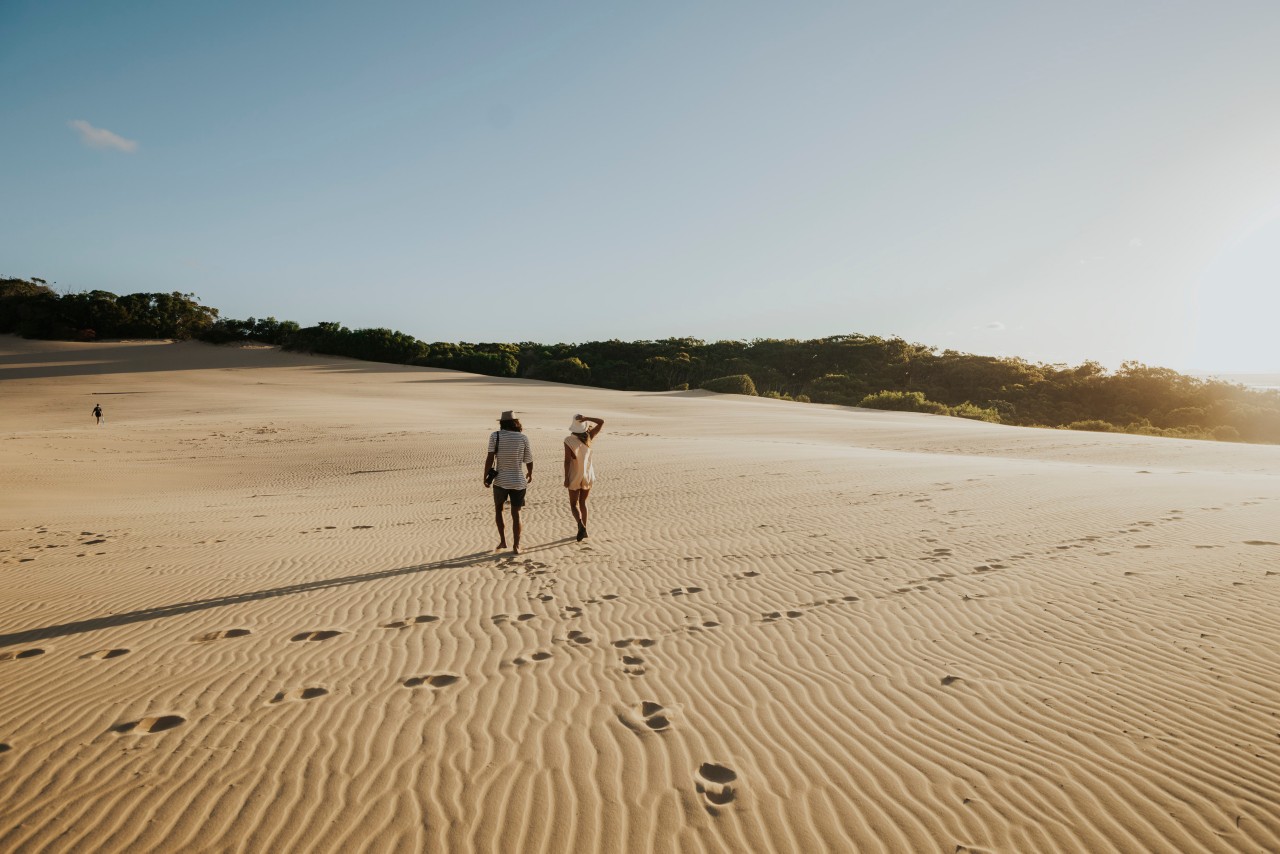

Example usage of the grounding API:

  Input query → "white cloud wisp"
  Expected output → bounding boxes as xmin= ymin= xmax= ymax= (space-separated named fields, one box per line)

xmin=68 ymin=119 xmax=138 ymax=152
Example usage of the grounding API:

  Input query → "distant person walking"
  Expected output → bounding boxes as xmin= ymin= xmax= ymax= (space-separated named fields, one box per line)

xmin=92 ymin=403 xmax=103 ymax=425
xmin=564 ymin=414 xmax=604 ymax=541
xmin=485 ymin=410 xmax=534 ymax=554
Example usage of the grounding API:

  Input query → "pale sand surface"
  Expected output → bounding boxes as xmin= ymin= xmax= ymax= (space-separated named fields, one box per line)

xmin=2 ymin=336 xmax=1279 ymax=853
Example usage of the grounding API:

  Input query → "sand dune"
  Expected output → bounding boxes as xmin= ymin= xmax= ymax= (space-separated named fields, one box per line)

xmin=2 ymin=336 xmax=1278 ymax=853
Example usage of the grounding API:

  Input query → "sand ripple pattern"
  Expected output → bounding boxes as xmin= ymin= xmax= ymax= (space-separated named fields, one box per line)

xmin=2 ymin=338 xmax=1279 ymax=852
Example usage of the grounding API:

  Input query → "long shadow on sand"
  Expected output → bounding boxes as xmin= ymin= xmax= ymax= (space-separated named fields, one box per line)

xmin=0 ymin=339 xmax=463 ymax=381
xmin=0 ymin=550 xmax=511 ymax=648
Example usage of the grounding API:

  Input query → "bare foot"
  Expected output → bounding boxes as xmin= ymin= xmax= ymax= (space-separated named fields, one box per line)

xmin=496 ymin=542 xmax=507 ymax=552
xmin=512 ymin=545 xmax=522 ymax=555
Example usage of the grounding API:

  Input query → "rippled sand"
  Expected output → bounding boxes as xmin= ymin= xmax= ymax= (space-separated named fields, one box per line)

xmin=2 ymin=337 xmax=1278 ymax=853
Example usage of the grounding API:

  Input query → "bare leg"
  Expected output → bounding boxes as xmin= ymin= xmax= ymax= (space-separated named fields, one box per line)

xmin=494 ymin=505 xmax=506 ymax=550
xmin=568 ymin=490 xmax=582 ymax=526
xmin=511 ymin=507 xmax=522 ymax=554
xmin=573 ymin=489 xmax=590 ymax=540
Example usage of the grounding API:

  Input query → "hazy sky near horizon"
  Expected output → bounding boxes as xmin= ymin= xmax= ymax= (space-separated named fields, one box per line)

xmin=4 ymin=1 xmax=1279 ymax=372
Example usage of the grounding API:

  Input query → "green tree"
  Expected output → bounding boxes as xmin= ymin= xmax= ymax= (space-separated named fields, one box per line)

xmin=701 ymin=374 xmax=758 ymax=395
xmin=528 ymin=357 xmax=591 ymax=385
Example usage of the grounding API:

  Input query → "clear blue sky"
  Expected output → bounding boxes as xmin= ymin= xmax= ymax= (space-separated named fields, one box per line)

xmin=4 ymin=1 xmax=1279 ymax=371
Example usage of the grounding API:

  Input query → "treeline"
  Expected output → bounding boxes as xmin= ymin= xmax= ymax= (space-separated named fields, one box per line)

xmin=1 ymin=278 xmax=218 ymax=340
xmin=3 ymin=277 xmax=1278 ymax=444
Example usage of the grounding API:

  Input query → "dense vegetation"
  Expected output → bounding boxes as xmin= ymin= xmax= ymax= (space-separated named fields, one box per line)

xmin=1 ymin=278 xmax=218 ymax=340
xmin=3 ymin=277 xmax=1278 ymax=444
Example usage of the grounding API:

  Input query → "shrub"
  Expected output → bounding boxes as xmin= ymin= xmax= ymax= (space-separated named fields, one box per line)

xmin=527 ymin=357 xmax=591 ymax=385
xmin=986 ymin=400 xmax=1017 ymax=421
xmin=201 ymin=316 xmax=300 ymax=346
xmin=284 ymin=323 xmax=429 ymax=365
xmin=802 ymin=373 xmax=866 ymax=406
xmin=948 ymin=402 xmax=1001 ymax=422
xmin=701 ymin=374 xmax=758 ymax=395
xmin=1211 ymin=425 xmax=1241 ymax=442
xmin=857 ymin=390 xmax=948 ymax=415
xmin=1162 ymin=406 xmax=1208 ymax=429
xmin=454 ymin=351 xmax=519 ymax=377
xmin=1122 ymin=418 xmax=1161 ymax=436
xmin=1065 ymin=420 xmax=1117 ymax=433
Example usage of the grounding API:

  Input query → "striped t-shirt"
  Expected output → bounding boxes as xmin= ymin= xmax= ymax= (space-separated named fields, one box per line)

xmin=488 ymin=430 xmax=532 ymax=489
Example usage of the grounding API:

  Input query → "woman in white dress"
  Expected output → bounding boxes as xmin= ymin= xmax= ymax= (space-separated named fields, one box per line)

xmin=563 ymin=414 xmax=604 ymax=541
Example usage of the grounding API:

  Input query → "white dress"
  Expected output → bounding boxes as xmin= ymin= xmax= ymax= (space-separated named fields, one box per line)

xmin=564 ymin=435 xmax=595 ymax=490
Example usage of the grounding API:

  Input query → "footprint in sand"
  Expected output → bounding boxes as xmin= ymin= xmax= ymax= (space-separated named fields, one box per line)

xmin=512 ymin=651 xmax=553 ymax=666
xmin=666 ymin=586 xmax=704 ymax=597
xmin=191 ymin=629 xmax=250 ymax=643
xmin=112 ymin=714 xmax=186 ymax=734
xmin=403 ymin=674 xmax=460 ymax=689
xmin=566 ymin=630 xmax=593 ymax=645
xmin=612 ymin=640 xmax=652 ymax=675
xmin=619 ymin=700 xmax=672 ymax=733
xmin=694 ymin=762 xmax=738 ymax=808
xmin=0 ymin=648 xmax=46 ymax=662
xmin=81 ymin=649 xmax=130 ymax=660
xmin=269 ymin=687 xmax=329 ymax=703
xmin=382 ymin=615 xmax=439 ymax=629
xmin=0 ymin=743 xmax=10 ymax=753
xmin=290 ymin=630 xmax=343 ymax=642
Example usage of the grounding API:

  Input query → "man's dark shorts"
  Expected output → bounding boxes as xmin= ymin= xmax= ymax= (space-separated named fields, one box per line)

xmin=493 ymin=485 xmax=526 ymax=509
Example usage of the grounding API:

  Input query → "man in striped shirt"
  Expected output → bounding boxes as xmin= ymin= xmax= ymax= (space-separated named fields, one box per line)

xmin=485 ymin=410 xmax=534 ymax=554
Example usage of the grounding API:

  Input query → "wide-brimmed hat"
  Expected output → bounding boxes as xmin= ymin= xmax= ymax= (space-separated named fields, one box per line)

xmin=498 ymin=410 xmax=517 ymax=421
xmin=569 ymin=417 xmax=589 ymax=434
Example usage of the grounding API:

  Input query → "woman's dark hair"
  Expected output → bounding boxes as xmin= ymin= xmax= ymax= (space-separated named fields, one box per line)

xmin=499 ymin=418 xmax=522 ymax=432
